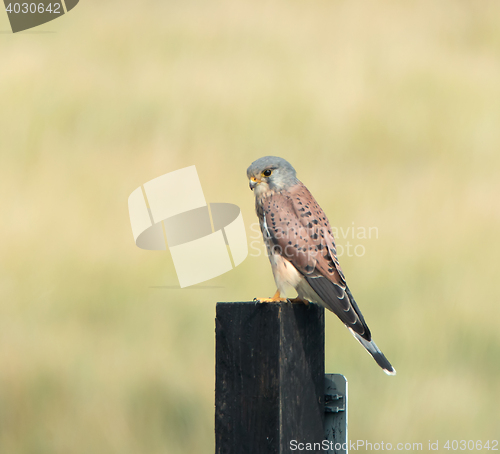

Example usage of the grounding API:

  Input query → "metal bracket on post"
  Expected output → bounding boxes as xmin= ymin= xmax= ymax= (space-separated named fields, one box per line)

xmin=324 ymin=374 xmax=348 ymax=454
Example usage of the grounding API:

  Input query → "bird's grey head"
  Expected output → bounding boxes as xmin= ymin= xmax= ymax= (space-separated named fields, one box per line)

xmin=247 ymin=156 xmax=299 ymax=195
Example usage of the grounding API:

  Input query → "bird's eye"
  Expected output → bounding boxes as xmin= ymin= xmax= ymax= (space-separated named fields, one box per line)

xmin=262 ymin=169 xmax=273 ymax=177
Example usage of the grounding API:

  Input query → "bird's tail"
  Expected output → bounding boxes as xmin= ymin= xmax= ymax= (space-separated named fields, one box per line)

xmin=349 ymin=329 xmax=396 ymax=376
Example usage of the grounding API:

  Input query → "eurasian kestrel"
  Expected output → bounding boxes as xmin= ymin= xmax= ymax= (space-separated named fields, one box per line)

xmin=247 ymin=156 xmax=396 ymax=375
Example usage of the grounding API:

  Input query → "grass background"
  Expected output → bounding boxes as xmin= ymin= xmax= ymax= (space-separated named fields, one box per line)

xmin=1 ymin=0 xmax=499 ymax=452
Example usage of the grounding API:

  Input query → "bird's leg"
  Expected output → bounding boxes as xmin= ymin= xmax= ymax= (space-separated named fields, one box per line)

xmin=253 ymin=289 xmax=288 ymax=303
xmin=287 ymin=297 xmax=309 ymax=305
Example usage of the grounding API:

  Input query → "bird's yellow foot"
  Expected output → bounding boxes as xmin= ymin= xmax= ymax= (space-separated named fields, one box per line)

xmin=253 ymin=290 xmax=288 ymax=303
xmin=288 ymin=297 xmax=309 ymax=305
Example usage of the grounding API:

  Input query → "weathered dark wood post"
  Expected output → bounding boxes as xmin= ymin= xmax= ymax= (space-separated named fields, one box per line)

xmin=215 ymin=301 xmax=326 ymax=454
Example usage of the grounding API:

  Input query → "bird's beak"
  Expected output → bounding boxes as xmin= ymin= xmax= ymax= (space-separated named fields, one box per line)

xmin=249 ymin=176 xmax=260 ymax=190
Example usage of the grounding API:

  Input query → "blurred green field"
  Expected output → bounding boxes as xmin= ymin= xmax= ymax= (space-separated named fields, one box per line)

xmin=1 ymin=0 xmax=500 ymax=452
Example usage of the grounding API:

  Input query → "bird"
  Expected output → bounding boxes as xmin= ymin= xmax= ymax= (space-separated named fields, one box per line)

xmin=247 ymin=156 xmax=396 ymax=375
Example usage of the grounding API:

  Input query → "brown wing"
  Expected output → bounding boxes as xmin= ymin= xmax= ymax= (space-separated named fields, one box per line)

xmin=261 ymin=183 xmax=371 ymax=341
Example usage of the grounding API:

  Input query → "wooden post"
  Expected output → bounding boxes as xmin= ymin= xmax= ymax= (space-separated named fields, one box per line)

xmin=215 ymin=301 xmax=325 ymax=454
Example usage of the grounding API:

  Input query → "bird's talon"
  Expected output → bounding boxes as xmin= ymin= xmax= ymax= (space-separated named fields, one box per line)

xmin=254 ymin=297 xmax=288 ymax=303
xmin=254 ymin=290 xmax=287 ymax=303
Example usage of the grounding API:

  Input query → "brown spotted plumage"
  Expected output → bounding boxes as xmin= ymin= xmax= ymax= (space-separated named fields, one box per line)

xmin=247 ymin=156 xmax=396 ymax=375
